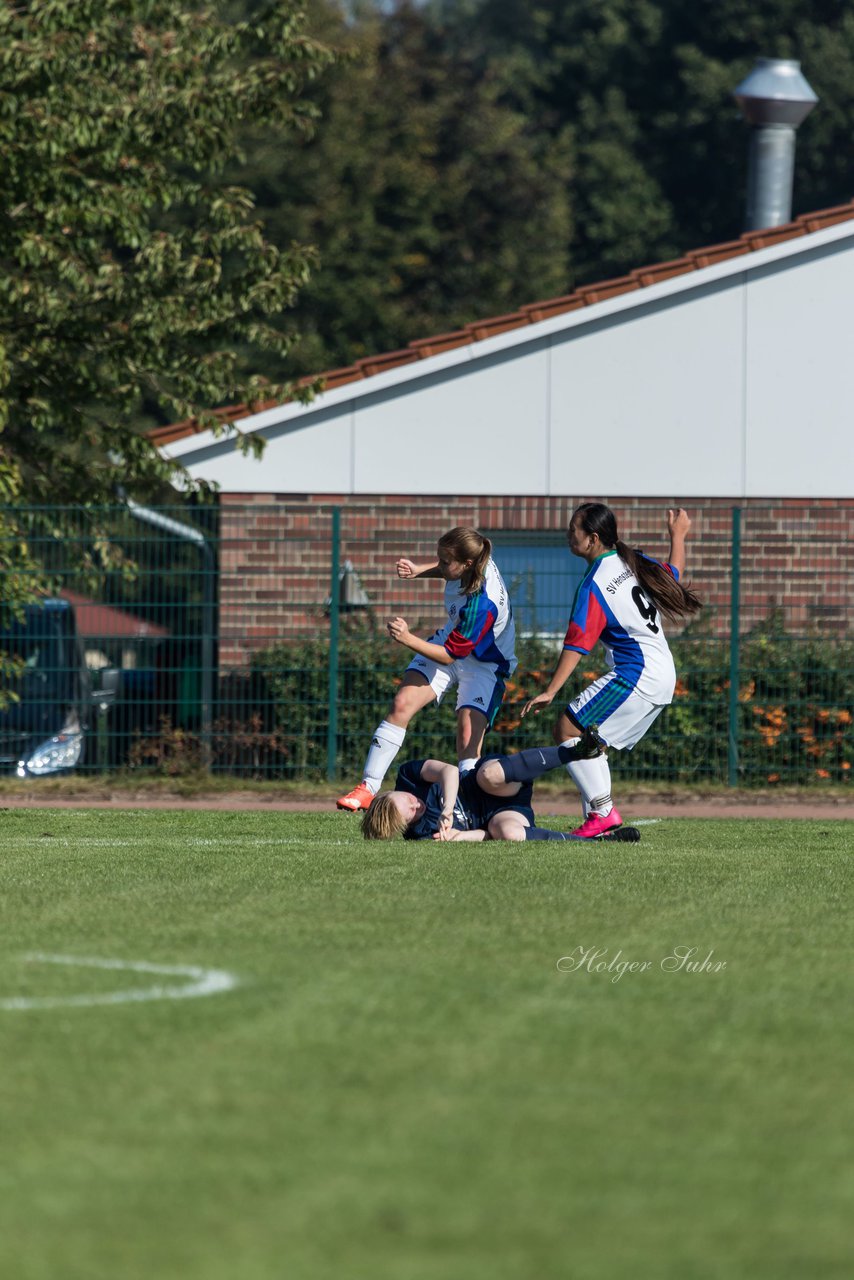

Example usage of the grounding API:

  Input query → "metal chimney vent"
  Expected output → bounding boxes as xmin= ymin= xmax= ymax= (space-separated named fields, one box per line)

xmin=733 ymin=57 xmax=818 ymax=231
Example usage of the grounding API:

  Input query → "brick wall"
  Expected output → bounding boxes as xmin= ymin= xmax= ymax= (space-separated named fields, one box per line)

xmin=218 ymin=494 xmax=854 ymax=669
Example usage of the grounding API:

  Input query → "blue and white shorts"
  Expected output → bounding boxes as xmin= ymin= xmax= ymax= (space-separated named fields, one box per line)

xmin=567 ymin=671 xmax=667 ymax=750
xmin=405 ymin=655 xmax=506 ymax=728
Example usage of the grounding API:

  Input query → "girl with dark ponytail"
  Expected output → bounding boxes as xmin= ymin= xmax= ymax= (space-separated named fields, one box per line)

xmin=522 ymin=505 xmax=700 ymax=838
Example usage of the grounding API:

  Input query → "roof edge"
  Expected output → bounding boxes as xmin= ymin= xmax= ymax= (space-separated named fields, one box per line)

xmin=150 ymin=199 xmax=854 ymax=450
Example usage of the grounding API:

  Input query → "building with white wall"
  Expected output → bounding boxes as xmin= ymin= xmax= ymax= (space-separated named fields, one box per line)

xmin=154 ymin=202 xmax=854 ymax=501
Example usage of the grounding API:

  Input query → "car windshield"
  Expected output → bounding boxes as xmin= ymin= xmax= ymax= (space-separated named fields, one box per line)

xmin=0 ymin=610 xmax=72 ymax=718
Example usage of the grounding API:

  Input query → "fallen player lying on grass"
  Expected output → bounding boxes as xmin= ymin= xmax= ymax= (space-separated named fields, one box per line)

xmin=360 ymin=732 xmax=641 ymax=843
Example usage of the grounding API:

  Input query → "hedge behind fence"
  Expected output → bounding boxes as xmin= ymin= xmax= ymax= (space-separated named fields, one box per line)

xmin=253 ymin=623 xmax=853 ymax=786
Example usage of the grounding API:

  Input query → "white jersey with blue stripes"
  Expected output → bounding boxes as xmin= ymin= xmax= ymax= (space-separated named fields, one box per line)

xmin=429 ymin=557 xmax=517 ymax=678
xmin=563 ymin=550 xmax=677 ymax=703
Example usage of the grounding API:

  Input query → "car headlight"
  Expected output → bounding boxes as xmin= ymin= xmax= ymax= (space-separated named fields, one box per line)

xmin=18 ymin=715 xmax=84 ymax=776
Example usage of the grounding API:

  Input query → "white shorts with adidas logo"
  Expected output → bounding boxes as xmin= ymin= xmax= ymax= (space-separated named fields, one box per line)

xmin=405 ymin=655 xmax=507 ymax=727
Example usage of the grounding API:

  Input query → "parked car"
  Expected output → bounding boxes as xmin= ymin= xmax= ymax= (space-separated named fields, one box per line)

xmin=0 ymin=598 xmax=118 ymax=776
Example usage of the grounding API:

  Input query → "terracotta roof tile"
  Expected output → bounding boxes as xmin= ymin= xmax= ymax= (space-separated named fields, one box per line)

xmin=357 ymin=348 xmax=421 ymax=377
xmin=407 ymin=330 xmax=471 ymax=357
xmin=466 ymin=312 xmax=531 ymax=340
xmin=741 ymin=224 xmax=806 ymax=251
xmin=575 ymin=275 xmax=640 ymax=304
xmin=153 ymin=199 xmax=854 ymax=448
xmin=630 ymin=258 xmax=695 ymax=286
xmin=149 ymin=404 xmax=247 ymax=447
xmin=307 ymin=364 xmax=363 ymax=390
xmin=688 ymin=240 xmax=751 ymax=268
xmin=522 ymin=295 xmax=587 ymax=322
xmin=795 ymin=202 xmax=854 ymax=232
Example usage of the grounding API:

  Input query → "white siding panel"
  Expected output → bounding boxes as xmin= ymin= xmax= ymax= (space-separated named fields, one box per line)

xmin=170 ymin=223 xmax=854 ymax=499
xmin=745 ymin=240 xmax=854 ymax=497
xmin=185 ymin=405 xmax=354 ymax=492
xmin=549 ymin=281 xmax=746 ymax=497
xmin=353 ymin=345 xmax=550 ymax=494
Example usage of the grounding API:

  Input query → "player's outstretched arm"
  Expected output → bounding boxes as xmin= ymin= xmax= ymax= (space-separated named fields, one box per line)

xmin=387 ymin=616 xmax=455 ymax=666
xmin=521 ymin=648 xmax=582 ymax=718
xmin=396 ymin=557 xmax=443 ymax=579
xmin=666 ymin=507 xmax=692 ymax=578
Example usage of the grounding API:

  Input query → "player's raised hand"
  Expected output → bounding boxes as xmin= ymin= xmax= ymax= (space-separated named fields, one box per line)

xmin=396 ymin=558 xmax=418 ymax=579
xmin=667 ymin=507 xmax=691 ymax=536
xmin=521 ymin=691 xmax=555 ymax=718
xmin=387 ymin=616 xmax=412 ymax=644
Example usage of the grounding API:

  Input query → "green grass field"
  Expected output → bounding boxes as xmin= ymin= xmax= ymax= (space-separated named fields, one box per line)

xmin=0 ymin=808 xmax=850 ymax=1280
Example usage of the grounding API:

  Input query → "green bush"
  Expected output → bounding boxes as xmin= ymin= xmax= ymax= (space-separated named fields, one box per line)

xmin=253 ymin=623 xmax=854 ymax=785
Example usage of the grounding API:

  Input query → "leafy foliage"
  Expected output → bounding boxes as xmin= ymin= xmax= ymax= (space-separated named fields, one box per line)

xmin=234 ymin=0 xmax=854 ymax=377
xmin=0 ymin=0 xmax=334 ymax=683
xmin=251 ymin=625 xmax=854 ymax=783
xmin=247 ymin=0 xmax=573 ymax=375
xmin=0 ymin=0 xmax=333 ymax=510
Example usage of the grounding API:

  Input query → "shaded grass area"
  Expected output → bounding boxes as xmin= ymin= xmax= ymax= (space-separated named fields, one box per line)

xmin=0 ymin=811 xmax=850 ymax=1279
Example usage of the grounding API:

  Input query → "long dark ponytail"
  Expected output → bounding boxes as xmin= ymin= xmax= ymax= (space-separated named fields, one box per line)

xmin=572 ymin=503 xmax=702 ymax=619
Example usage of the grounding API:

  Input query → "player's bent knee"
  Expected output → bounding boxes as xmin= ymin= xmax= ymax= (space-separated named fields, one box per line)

xmin=391 ymin=687 xmax=431 ymax=719
xmin=487 ymin=814 xmax=527 ymax=841
xmin=478 ymin=759 xmax=506 ymax=790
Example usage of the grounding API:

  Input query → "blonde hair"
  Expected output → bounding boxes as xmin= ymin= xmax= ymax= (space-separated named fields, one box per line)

xmin=361 ymin=793 xmax=409 ymax=840
xmin=437 ymin=527 xmax=492 ymax=595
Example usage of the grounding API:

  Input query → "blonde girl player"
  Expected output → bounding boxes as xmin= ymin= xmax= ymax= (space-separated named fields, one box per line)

xmin=522 ymin=504 xmax=701 ymax=838
xmin=358 ymin=731 xmax=640 ymax=843
xmin=337 ymin=527 xmax=517 ymax=812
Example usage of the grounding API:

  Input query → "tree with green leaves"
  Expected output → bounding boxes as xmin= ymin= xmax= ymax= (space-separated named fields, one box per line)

xmin=0 ymin=0 xmax=332 ymax=514
xmin=427 ymin=0 xmax=854 ymax=285
xmin=250 ymin=0 xmax=573 ymax=377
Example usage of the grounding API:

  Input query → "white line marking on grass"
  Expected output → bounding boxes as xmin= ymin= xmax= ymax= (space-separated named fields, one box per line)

xmin=0 ymin=954 xmax=238 ymax=1011
xmin=632 ymin=819 xmax=662 ymax=826
xmin=0 ymin=837 xmax=351 ymax=848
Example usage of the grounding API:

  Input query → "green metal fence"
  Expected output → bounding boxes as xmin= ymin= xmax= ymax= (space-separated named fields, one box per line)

xmin=1 ymin=501 xmax=851 ymax=786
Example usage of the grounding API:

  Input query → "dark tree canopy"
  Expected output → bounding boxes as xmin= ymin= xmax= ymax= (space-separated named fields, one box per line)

xmin=260 ymin=0 xmax=854 ymax=377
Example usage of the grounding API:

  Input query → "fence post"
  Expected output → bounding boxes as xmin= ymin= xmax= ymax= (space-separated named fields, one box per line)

xmin=326 ymin=507 xmax=341 ymax=781
xmin=727 ymin=506 xmax=742 ymax=786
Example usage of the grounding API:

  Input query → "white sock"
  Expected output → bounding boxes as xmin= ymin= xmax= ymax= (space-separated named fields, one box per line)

xmin=560 ymin=739 xmax=590 ymax=818
xmin=458 ymin=758 xmax=478 ymax=776
xmin=565 ymin=753 xmax=613 ymax=817
xmin=363 ymin=720 xmax=406 ymax=793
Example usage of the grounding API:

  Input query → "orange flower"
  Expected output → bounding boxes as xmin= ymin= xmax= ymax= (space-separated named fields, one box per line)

xmin=842 ymin=762 xmax=851 ymax=771
xmin=767 ymin=773 xmax=780 ymax=783
xmin=815 ymin=769 xmax=830 ymax=779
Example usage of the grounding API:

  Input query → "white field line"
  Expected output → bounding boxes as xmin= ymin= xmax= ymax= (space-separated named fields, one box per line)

xmin=0 ymin=953 xmax=239 ymax=1012
xmin=632 ymin=819 xmax=663 ymax=826
xmin=0 ymin=837 xmax=351 ymax=847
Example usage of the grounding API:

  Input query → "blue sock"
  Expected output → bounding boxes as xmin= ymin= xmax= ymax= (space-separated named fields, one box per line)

xmin=524 ymin=826 xmax=583 ymax=842
xmin=498 ymin=747 xmax=565 ymax=783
